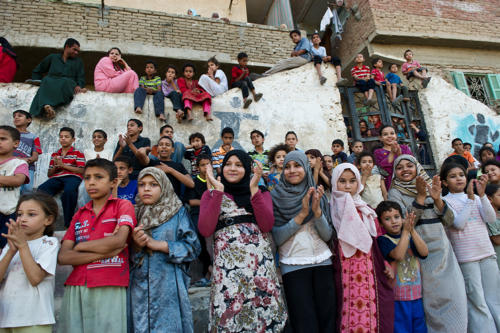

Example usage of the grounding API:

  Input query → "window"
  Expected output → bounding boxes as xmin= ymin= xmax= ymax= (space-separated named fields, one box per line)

xmin=451 ymin=72 xmax=500 ymax=106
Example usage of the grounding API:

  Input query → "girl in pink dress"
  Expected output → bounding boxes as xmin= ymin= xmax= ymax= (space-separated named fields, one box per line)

xmin=177 ymin=63 xmax=212 ymax=122
xmin=94 ymin=47 xmax=138 ymax=93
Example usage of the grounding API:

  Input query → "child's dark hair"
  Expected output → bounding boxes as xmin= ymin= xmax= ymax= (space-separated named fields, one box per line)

xmin=305 ymin=149 xmax=322 ymax=158
xmin=269 ymin=143 xmax=290 ymax=164
xmin=16 ymin=191 xmax=58 ymax=236
xmin=166 ymin=65 xmax=177 ymax=75
xmin=84 ymin=158 xmax=118 ymax=180
xmin=250 ymin=129 xmax=264 ymax=139
xmin=463 ymin=142 xmax=471 ymax=148
xmin=158 ymin=136 xmax=175 ymax=146
xmin=221 ymin=127 xmax=234 ymax=137
xmin=12 ymin=110 xmax=32 ymax=127
xmin=114 ymin=155 xmax=132 ymax=168
xmin=439 ymin=162 xmax=466 ymax=182
xmin=485 ymin=183 xmax=500 ymax=197
xmin=289 ymin=29 xmax=301 ymax=37
xmin=0 ymin=125 xmax=20 ymax=141
xmin=237 ymin=52 xmax=248 ymax=60
xmin=332 ymin=139 xmax=344 ymax=148
xmin=352 ymin=139 xmax=363 ymax=146
xmin=356 ymin=151 xmax=375 ymax=166
xmin=403 ymin=49 xmax=412 ymax=57
xmin=389 ymin=63 xmax=398 ymax=70
xmin=93 ymin=129 xmax=107 ymax=140
xmin=451 ymin=138 xmax=463 ymax=145
xmin=160 ymin=124 xmax=173 ymax=135
xmin=208 ymin=56 xmax=219 ymax=67
xmin=145 ymin=60 xmax=157 ymax=69
xmin=285 ymin=131 xmax=297 ymax=140
xmin=196 ymin=153 xmax=212 ymax=167
xmin=479 ymin=146 xmax=495 ymax=162
xmin=189 ymin=132 xmax=206 ymax=144
xmin=482 ymin=159 xmax=500 ymax=174
xmin=375 ymin=200 xmax=403 ymax=222
xmin=128 ymin=119 xmax=143 ymax=132
xmin=59 ymin=127 xmax=75 ymax=138
xmin=311 ymin=32 xmax=320 ymax=39
xmin=379 ymin=124 xmax=395 ymax=136
xmin=182 ymin=62 xmax=196 ymax=74
xmin=371 ymin=57 xmax=382 ymax=67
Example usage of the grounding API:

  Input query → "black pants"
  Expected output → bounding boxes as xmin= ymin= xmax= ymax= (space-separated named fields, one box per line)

xmin=231 ymin=77 xmax=255 ymax=98
xmin=355 ymin=78 xmax=376 ymax=92
xmin=313 ymin=55 xmax=341 ymax=67
xmin=191 ymin=212 xmax=212 ymax=276
xmin=282 ymin=265 xmax=336 ymax=333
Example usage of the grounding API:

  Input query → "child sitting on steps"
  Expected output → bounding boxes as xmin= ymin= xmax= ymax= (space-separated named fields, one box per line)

xmin=177 ymin=63 xmax=213 ymax=122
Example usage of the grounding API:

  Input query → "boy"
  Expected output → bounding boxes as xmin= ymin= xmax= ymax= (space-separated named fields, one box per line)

xmin=285 ymin=131 xmax=300 ymax=151
xmin=84 ymin=129 xmax=113 ymax=161
xmin=371 ymin=58 xmax=392 ymax=100
xmin=184 ymin=132 xmax=211 ymax=176
xmin=113 ymin=156 xmax=137 ymax=204
xmin=376 ymin=201 xmax=428 ymax=333
xmin=449 ymin=138 xmax=475 ymax=170
xmin=12 ymin=109 xmax=42 ymax=192
xmin=347 ymin=140 xmax=364 ymax=163
xmin=58 ymin=158 xmax=136 ymax=333
xmin=264 ymin=30 xmax=311 ymax=75
xmin=385 ymin=64 xmax=409 ymax=104
xmin=150 ymin=124 xmax=185 ymax=164
xmin=310 ymin=32 xmax=347 ymax=86
xmin=212 ymin=127 xmax=235 ymax=175
xmin=0 ymin=125 xmax=29 ymax=248
xmin=483 ymin=160 xmax=500 ymax=186
xmin=231 ymin=52 xmax=263 ymax=109
xmin=331 ymin=139 xmax=348 ymax=167
xmin=248 ymin=130 xmax=270 ymax=171
xmin=351 ymin=53 xmax=376 ymax=105
xmin=39 ymin=127 xmax=85 ymax=228
xmin=464 ymin=142 xmax=481 ymax=169
xmin=133 ymin=60 xmax=165 ymax=121
xmin=402 ymin=49 xmax=431 ymax=89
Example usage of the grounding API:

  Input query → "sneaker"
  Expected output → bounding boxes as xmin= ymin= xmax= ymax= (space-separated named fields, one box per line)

xmin=243 ymin=99 xmax=253 ymax=109
xmin=422 ymin=77 xmax=431 ymax=88
xmin=254 ymin=93 xmax=263 ymax=102
xmin=320 ymin=76 xmax=327 ymax=85
xmin=336 ymin=78 xmax=348 ymax=86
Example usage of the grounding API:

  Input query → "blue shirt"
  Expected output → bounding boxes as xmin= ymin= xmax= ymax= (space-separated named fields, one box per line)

xmin=294 ymin=37 xmax=312 ymax=61
xmin=386 ymin=72 xmax=403 ymax=85
xmin=117 ymin=179 xmax=138 ymax=204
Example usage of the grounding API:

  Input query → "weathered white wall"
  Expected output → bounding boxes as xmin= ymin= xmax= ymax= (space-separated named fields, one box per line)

xmin=0 ymin=64 xmax=345 ymax=186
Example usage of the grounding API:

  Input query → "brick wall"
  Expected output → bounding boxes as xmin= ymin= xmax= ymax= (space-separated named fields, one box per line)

xmin=1 ymin=0 xmax=293 ymax=65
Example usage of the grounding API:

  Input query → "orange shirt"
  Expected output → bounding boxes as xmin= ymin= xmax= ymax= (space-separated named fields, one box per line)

xmin=449 ymin=151 xmax=475 ymax=164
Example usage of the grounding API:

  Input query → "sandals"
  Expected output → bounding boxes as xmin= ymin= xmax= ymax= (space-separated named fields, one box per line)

xmin=243 ymin=99 xmax=253 ymax=109
xmin=254 ymin=93 xmax=263 ymax=102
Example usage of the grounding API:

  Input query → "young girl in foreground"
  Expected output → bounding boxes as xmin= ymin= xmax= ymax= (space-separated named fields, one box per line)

xmin=388 ymin=155 xmax=467 ymax=332
xmin=177 ymin=63 xmax=212 ymax=122
xmin=441 ymin=164 xmax=500 ymax=332
xmin=130 ymin=167 xmax=200 ymax=333
xmin=486 ymin=184 xmax=500 ymax=269
xmin=0 ymin=192 xmax=59 ymax=332
xmin=330 ymin=163 xmax=394 ymax=333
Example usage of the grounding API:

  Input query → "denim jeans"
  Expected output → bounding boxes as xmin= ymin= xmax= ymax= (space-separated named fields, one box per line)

xmin=133 ymin=87 xmax=165 ymax=117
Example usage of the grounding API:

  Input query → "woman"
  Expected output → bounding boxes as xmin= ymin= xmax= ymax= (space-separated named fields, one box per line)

xmin=199 ymin=150 xmax=287 ymax=332
xmin=0 ymin=37 xmax=18 ymax=83
xmin=94 ymin=47 xmax=138 ymax=93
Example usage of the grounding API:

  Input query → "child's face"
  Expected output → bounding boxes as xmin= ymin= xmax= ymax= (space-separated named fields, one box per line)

xmin=443 ymin=167 xmax=467 ymax=193
xmin=485 ymin=165 xmax=500 ymax=184
xmin=114 ymin=161 xmax=131 ymax=181
xmin=358 ymin=156 xmax=374 ymax=171
xmin=488 ymin=188 xmax=500 ymax=210
xmin=222 ymin=133 xmax=234 ymax=146
xmin=359 ymin=121 xmax=368 ymax=133
xmin=405 ymin=51 xmax=413 ymax=61
xmin=84 ymin=166 xmax=116 ymax=200
xmin=238 ymin=57 xmax=249 ymax=68
xmin=222 ymin=155 xmax=245 ymax=184
xmin=323 ymin=155 xmax=333 ymax=171
xmin=127 ymin=121 xmax=141 ymax=136
xmin=198 ymin=159 xmax=211 ymax=176
xmin=452 ymin=140 xmax=464 ymax=154
xmin=336 ymin=169 xmax=358 ymax=196
xmin=59 ymin=131 xmax=75 ymax=148
xmin=158 ymin=138 xmax=174 ymax=160
xmin=0 ymin=129 xmax=18 ymax=155
xmin=284 ymin=160 xmax=305 ymax=184
xmin=352 ymin=141 xmax=364 ymax=154
xmin=285 ymin=134 xmax=297 ymax=150
xmin=161 ymin=126 xmax=174 ymax=139
xmin=92 ymin=132 xmax=107 ymax=148
xmin=355 ymin=54 xmax=364 ymax=63
xmin=306 ymin=154 xmax=318 ymax=168
xmin=16 ymin=200 xmax=54 ymax=240
xmin=183 ymin=66 xmax=194 ymax=79
xmin=145 ymin=63 xmax=156 ymax=76
xmin=395 ymin=160 xmax=417 ymax=182
xmin=191 ymin=137 xmax=203 ymax=150
xmin=166 ymin=68 xmax=176 ymax=80
xmin=208 ymin=61 xmax=218 ymax=72
xmin=138 ymin=175 xmax=162 ymax=205
xmin=251 ymin=133 xmax=264 ymax=148
xmin=481 ymin=150 xmax=495 ymax=163
xmin=390 ymin=64 xmax=398 ymax=73
xmin=290 ymin=32 xmax=301 ymax=43
xmin=13 ymin=113 xmax=31 ymax=128
xmin=375 ymin=59 xmax=383 ymax=69
xmin=464 ymin=144 xmax=471 ymax=152
xmin=380 ymin=208 xmax=403 ymax=235
xmin=311 ymin=35 xmax=321 ymax=45
xmin=380 ymin=127 xmax=397 ymax=146
xmin=274 ymin=150 xmax=287 ymax=169
xmin=332 ymin=144 xmax=343 ymax=155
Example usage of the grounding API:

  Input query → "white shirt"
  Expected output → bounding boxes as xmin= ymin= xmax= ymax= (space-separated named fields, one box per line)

xmin=0 ymin=236 xmax=59 ymax=327
xmin=0 ymin=157 xmax=29 ymax=215
xmin=311 ymin=44 xmax=327 ymax=58
xmin=84 ymin=148 xmax=114 ymax=161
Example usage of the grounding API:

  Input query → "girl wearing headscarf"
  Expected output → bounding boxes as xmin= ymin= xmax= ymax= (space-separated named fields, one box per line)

xmin=388 ymin=155 xmax=468 ymax=333
xmin=271 ymin=150 xmax=336 ymax=332
xmin=130 ymin=167 xmax=201 ymax=333
xmin=199 ymin=150 xmax=287 ymax=332
xmin=330 ymin=163 xmax=394 ymax=333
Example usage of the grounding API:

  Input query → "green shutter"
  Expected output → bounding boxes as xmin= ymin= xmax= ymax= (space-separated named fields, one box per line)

xmin=486 ymin=74 xmax=500 ymax=100
xmin=451 ymin=71 xmax=470 ymax=96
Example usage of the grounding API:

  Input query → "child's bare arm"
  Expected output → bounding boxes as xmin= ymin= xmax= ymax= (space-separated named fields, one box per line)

xmin=0 ymin=174 xmax=26 ymax=187
xmin=189 ymin=199 xmax=201 ymax=207
xmin=29 ymin=151 xmax=39 ymax=163
xmin=58 ymin=240 xmax=113 ymax=266
xmin=410 ymin=228 xmax=428 ymax=257
xmin=61 ymin=164 xmax=84 ymax=174
xmin=17 ymin=244 xmax=48 ymax=286
xmin=490 ymin=235 xmax=500 ymax=246
xmin=388 ymin=212 xmax=415 ymax=261
xmin=73 ymin=226 xmax=131 ymax=254
xmin=0 ymin=247 xmax=16 ymax=283
xmin=380 ymin=178 xmax=388 ymax=201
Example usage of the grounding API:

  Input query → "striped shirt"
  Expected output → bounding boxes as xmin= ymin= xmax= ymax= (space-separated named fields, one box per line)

xmin=212 ymin=146 xmax=234 ymax=169
xmin=48 ymin=146 xmax=85 ymax=179
xmin=139 ymin=75 xmax=161 ymax=89
xmin=351 ymin=65 xmax=371 ymax=81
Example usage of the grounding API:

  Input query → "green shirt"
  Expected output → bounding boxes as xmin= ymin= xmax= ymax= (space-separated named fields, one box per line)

xmin=139 ymin=76 xmax=161 ymax=89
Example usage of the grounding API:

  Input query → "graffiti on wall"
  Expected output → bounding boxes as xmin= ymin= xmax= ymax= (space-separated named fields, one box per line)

xmin=453 ymin=113 xmax=500 ymax=157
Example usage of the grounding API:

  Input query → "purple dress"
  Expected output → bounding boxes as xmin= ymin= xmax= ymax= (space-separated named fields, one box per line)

xmin=374 ymin=145 xmax=413 ymax=189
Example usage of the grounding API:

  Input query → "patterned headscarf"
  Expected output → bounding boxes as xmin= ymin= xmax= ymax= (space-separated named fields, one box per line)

xmin=391 ymin=154 xmax=432 ymax=198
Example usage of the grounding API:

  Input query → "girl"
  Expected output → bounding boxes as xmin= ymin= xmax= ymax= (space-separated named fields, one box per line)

xmin=161 ymin=65 xmax=184 ymax=123
xmin=388 ymin=155 xmax=467 ymax=333
xmin=199 ymin=150 xmax=287 ymax=332
xmin=374 ymin=125 xmax=413 ymax=189
xmin=130 ymin=167 xmax=200 ymax=333
xmin=177 ymin=63 xmax=212 ymax=122
xmin=266 ymin=143 xmax=289 ymax=191
xmin=271 ymin=151 xmax=336 ymax=332
xmin=441 ymin=164 xmax=500 ymax=332
xmin=0 ymin=192 xmax=59 ymax=332
xmin=94 ymin=47 xmax=139 ymax=93
xmin=486 ymin=184 xmax=500 ymax=269
xmin=198 ymin=56 xmax=228 ymax=97
xmin=330 ymin=163 xmax=394 ymax=333
xmin=356 ymin=151 xmax=387 ymax=208
xmin=305 ymin=149 xmax=331 ymax=190
xmin=483 ymin=160 xmax=500 ymax=185
xmin=323 ymin=154 xmax=334 ymax=174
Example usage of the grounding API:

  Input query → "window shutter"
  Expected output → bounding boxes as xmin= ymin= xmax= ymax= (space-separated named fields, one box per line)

xmin=486 ymin=74 xmax=500 ymax=100
xmin=451 ymin=72 xmax=470 ymax=96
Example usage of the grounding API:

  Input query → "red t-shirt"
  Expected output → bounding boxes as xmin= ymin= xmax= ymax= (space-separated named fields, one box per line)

xmin=48 ymin=146 xmax=85 ymax=179
xmin=351 ymin=65 xmax=371 ymax=81
xmin=231 ymin=65 xmax=249 ymax=85
xmin=371 ymin=68 xmax=386 ymax=82
xmin=62 ymin=196 xmax=137 ymax=288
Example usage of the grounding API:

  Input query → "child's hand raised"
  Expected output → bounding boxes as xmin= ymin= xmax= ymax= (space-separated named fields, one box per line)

xmin=415 ymin=176 xmax=428 ymax=197
xmin=311 ymin=186 xmax=324 ymax=218
xmin=2 ymin=219 xmax=28 ymax=250
xmin=132 ymin=225 xmax=148 ymax=249
xmin=425 ymin=175 xmax=442 ymax=201
xmin=250 ymin=160 xmax=263 ymax=198
xmin=390 ymin=141 xmax=401 ymax=155
xmin=476 ymin=174 xmax=489 ymax=197
xmin=403 ymin=211 xmax=416 ymax=233
xmin=118 ymin=134 xmax=127 ymax=148
xmin=206 ymin=164 xmax=224 ymax=192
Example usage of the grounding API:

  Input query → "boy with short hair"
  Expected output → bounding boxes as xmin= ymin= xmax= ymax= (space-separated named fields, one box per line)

xmin=39 ymin=127 xmax=85 ymax=228
xmin=58 ymin=158 xmax=136 ymax=333
xmin=184 ymin=132 xmax=211 ymax=176
xmin=133 ymin=60 xmax=165 ymax=121
xmin=12 ymin=109 xmax=41 ymax=192
xmin=150 ymin=124 xmax=185 ymax=164
xmin=331 ymin=139 xmax=348 ymax=167
xmin=84 ymin=129 xmax=113 ymax=161
xmin=351 ymin=53 xmax=376 ymax=105
xmin=386 ymin=63 xmax=409 ymax=104
xmin=310 ymin=32 xmax=347 ymax=86
xmin=402 ymin=49 xmax=431 ymax=89
xmin=0 ymin=125 xmax=29 ymax=248
xmin=112 ymin=156 xmax=137 ymax=204
xmin=212 ymin=127 xmax=235 ymax=174
xmin=376 ymin=201 xmax=428 ymax=333
xmin=264 ymin=29 xmax=312 ymax=75
xmin=248 ymin=129 xmax=270 ymax=171
xmin=371 ymin=58 xmax=392 ymax=99
xmin=449 ymin=138 xmax=475 ymax=170
xmin=347 ymin=140 xmax=364 ymax=164
xmin=285 ymin=131 xmax=300 ymax=151
xmin=231 ymin=52 xmax=263 ymax=109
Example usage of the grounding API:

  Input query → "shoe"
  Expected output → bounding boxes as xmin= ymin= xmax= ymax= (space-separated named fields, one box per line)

xmin=422 ymin=77 xmax=431 ymax=88
xmin=393 ymin=95 xmax=403 ymax=104
xmin=254 ymin=93 xmax=263 ymax=102
xmin=336 ymin=78 xmax=348 ymax=86
xmin=243 ymin=99 xmax=253 ymax=109
xmin=320 ymin=76 xmax=327 ymax=85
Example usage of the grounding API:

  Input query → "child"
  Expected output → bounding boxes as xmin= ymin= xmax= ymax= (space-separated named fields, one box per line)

xmin=357 ymin=151 xmax=387 ymax=208
xmin=485 ymin=184 xmax=500 ymax=269
xmin=331 ymin=139 xmax=348 ymax=167
xmin=402 ymin=49 xmax=431 ymax=89
xmin=385 ymin=63 xmax=410 ymax=104
xmin=441 ymin=164 xmax=500 ymax=332
xmin=477 ymin=146 xmax=496 ymax=172
xmin=264 ymin=29 xmax=311 ymax=76
xmin=150 ymin=124 xmax=185 ymax=164
xmin=184 ymin=132 xmax=212 ymax=176
xmin=347 ymin=140 xmax=363 ymax=163
xmin=177 ymin=63 xmax=212 ymax=121
xmin=323 ymin=154 xmax=334 ymax=174
xmin=38 ymin=127 xmax=85 ymax=228
xmin=310 ymin=32 xmax=346 ymax=86
xmin=0 ymin=126 xmax=29 ymax=249
xmin=133 ymin=60 xmax=165 ymax=120
xmin=330 ymin=163 xmax=394 ymax=332
xmin=84 ymin=129 xmax=113 ymax=161
xmin=113 ymin=156 xmax=137 ymax=204
xmin=130 ymin=167 xmax=200 ymax=332
xmin=449 ymin=138 xmax=475 ymax=170
xmin=231 ymin=52 xmax=263 ymax=108
xmin=161 ymin=65 xmax=184 ymax=123
xmin=371 ymin=58 xmax=391 ymax=99
xmin=483 ymin=160 xmax=500 ymax=185
xmin=248 ymin=129 xmax=270 ymax=171
xmin=12 ymin=110 xmax=41 ymax=193
xmin=198 ymin=56 xmax=228 ymax=97
xmin=305 ymin=149 xmax=330 ymax=189
xmin=0 ymin=192 xmax=59 ymax=332
xmin=351 ymin=53 xmax=376 ymax=105
xmin=285 ymin=131 xmax=300 ymax=151
xmin=266 ymin=143 xmax=289 ymax=191
xmin=376 ymin=201 xmax=428 ymax=333
xmin=212 ymin=127 xmax=235 ymax=175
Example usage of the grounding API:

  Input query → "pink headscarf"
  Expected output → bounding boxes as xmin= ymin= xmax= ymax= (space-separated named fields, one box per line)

xmin=330 ymin=163 xmax=377 ymax=258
